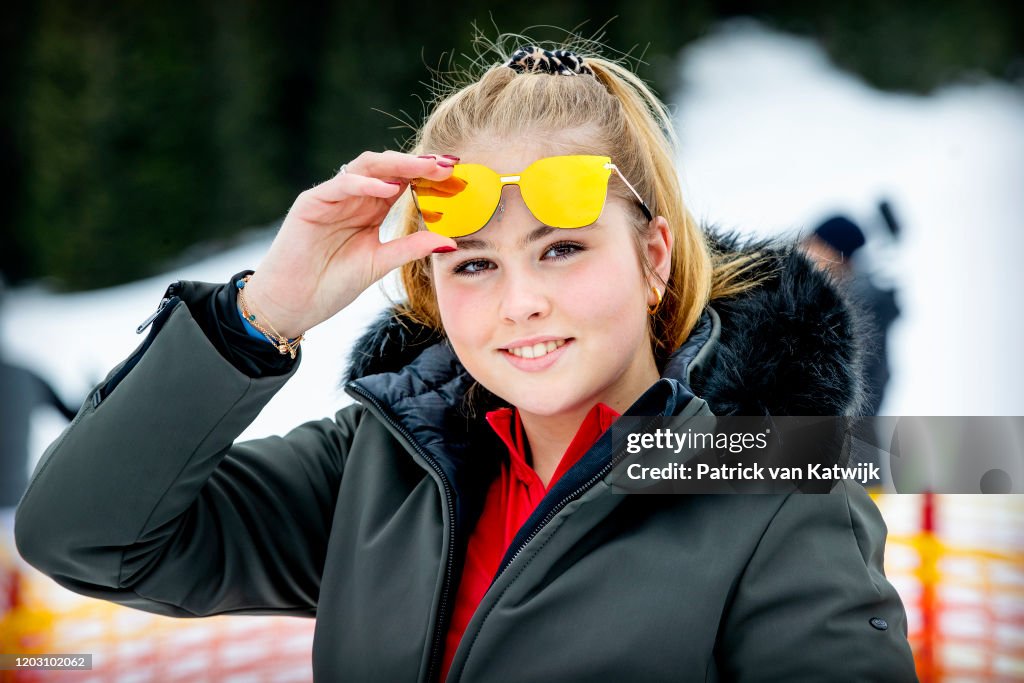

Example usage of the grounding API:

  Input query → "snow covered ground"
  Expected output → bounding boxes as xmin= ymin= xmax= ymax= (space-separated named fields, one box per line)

xmin=4 ymin=20 xmax=1023 ymax=469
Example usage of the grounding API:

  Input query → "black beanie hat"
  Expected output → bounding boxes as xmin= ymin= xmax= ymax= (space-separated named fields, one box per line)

xmin=812 ymin=216 xmax=866 ymax=258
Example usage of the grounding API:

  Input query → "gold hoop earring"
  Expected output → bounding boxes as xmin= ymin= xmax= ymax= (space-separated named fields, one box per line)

xmin=647 ymin=286 xmax=663 ymax=315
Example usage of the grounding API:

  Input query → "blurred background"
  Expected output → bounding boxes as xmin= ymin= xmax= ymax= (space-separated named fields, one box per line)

xmin=1 ymin=1 xmax=1022 ymax=681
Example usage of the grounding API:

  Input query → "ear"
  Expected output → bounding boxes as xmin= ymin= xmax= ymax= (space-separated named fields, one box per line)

xmin=645 ymin=216 xmax=673 ymax=293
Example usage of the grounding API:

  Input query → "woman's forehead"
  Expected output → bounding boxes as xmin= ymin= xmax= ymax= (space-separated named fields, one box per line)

xmin=454 ymin=146 xmax=551 ymax=174
xmin=454 ymin=134 xmax=606 ymax=173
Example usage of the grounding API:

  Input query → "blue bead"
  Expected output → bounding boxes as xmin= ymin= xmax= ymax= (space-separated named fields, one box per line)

xmin=236 ymin=279 xmax=245 ymax=289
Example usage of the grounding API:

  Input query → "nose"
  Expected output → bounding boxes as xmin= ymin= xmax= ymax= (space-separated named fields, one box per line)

xmin=498 ymin=263 xmax=552 ymax=325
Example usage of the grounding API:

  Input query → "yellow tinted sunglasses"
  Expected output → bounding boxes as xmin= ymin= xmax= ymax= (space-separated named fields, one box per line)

xmin=410 ymin=155 xmax=653 ymax=238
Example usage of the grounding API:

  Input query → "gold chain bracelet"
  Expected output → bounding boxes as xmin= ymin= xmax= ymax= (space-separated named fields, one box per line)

xmin=235 ymin=275 xmax=305 ymax=359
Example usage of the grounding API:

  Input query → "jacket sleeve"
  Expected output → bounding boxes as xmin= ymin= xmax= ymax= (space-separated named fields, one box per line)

xmin=14 ymin=298 xmax=359 ymax=618
xmin=716 ymin=481 xmax=919 ymax=682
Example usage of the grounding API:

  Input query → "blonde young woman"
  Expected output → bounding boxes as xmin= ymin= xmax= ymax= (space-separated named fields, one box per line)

xmin=16 ymin=44 xmax=917 ymax=681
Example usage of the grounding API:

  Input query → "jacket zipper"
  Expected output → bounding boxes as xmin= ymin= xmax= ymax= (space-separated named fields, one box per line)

xmin=347 ymin=384 xmax=457 ymax=683
xmin=136 ymin=281 xmax=182 ymax=334
xmin=94 ymin=282 xmax=184 ymax=409
xmin=492 ymin=413 xmax=664 ymax=581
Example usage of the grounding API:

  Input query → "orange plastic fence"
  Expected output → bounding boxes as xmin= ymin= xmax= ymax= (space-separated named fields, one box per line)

xmin=3 ymin=496 xmax=1023 ymax=682
xmin=0 ymin=526 xmax=315 ymax=683
xmin=874 ymin=494 xmax=1024 ymax=682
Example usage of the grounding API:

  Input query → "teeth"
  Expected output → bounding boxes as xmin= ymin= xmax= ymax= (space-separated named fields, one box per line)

xmin=508 ymin=339 xmax=566 ymax=359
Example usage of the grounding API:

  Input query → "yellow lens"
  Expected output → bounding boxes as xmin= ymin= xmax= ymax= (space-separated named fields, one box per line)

xmin=519 ymin=156 xmax=612 ymax=229
xmin=412 ymin=165 xmax=501 ymax=238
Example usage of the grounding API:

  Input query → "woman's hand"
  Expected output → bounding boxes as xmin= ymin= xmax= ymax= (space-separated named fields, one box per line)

xmin=240 ymin=151 xmax=458 ymax=338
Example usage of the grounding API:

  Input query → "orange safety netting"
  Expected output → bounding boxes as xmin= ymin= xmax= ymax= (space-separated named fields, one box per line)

xmin=874 ymin=494 xmax=1024 ymax=682
xmin=1 ymin=533 xmax=315 ymax=683
xmin=3 ymin=495 xmax=1023 ymax=682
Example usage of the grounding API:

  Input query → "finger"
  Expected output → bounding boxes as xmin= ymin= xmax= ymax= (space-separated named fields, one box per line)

xmin=373 ymin=230 xmax=458 ymax=275
xmin=311 ymin=156 xmax=453 ymax=203
xmin=307 ymin=174 xmax=405 ymax=203
xmin=347 ymin=150 xmax=458 ymax=183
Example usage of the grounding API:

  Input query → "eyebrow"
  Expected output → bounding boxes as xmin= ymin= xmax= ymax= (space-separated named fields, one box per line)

xmin=454 ymin=224 xmax=598 ymax=251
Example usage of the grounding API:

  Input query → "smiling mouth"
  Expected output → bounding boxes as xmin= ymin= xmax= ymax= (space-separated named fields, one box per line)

xmin=504 ymin=339 xmax=569 ymax=359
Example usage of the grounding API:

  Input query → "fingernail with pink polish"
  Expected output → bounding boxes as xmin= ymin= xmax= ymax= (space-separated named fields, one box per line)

xmin=384 ymin=180 xmax=402 ymax=185
xmin=432 ymin=246 xmax=457 ymax=254
xmin=437 ymin=160 xmax=455 ymax=168
xmin=441 ymin=155 xmax=460 ymax=161
xmin=417 ymin=155 xmax=436 ymax=159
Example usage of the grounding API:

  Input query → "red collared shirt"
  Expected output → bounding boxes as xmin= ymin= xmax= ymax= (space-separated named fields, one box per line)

xmin=440 ymin=403 xmax=621 ymax=680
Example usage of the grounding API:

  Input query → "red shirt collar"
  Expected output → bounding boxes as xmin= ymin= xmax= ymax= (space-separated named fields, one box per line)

xmin=484 ymin=403 xmax=621 ymax=491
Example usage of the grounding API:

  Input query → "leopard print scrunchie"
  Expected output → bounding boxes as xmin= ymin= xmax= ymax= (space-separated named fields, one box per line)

xmin=505 ymin=46 xmax=594 ymax=76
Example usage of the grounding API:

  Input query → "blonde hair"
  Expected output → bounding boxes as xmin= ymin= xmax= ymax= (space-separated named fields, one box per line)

xmin=397 ymin=34 xmax=768 ymax=363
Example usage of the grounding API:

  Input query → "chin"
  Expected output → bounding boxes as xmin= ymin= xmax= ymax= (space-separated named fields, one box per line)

xmin=470 ymin=358 xmax=606 ymax=417
xmin=498 ymin=389 xmax=589 ymax=418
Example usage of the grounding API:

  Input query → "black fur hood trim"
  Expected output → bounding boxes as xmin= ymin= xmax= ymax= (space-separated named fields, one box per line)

xmin=343 ymin=230 xmax=866 ymax=417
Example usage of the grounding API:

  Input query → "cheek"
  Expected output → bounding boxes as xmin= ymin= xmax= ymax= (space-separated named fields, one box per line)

xmin=564 ymin=253 xmax=646 ymax=325
xmin=434 ymin=278 xmax=490 ymax=347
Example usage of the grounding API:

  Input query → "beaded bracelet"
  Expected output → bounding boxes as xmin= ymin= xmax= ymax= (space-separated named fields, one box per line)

xmin=235 ymin=275 xmax=304 ymax=359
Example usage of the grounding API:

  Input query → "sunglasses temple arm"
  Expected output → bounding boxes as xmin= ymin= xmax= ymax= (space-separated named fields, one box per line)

xmin=408 ymin=184 xmax=428 ymax=228
xmin=610 ymin=165 xmax=654 ymax=222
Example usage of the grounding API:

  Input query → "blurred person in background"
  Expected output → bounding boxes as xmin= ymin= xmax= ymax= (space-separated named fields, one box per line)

xmin=0 ymin=273 xmax=77 ymax=509
xmin=801 ymin=213 xmax=902 ymax=486
xmin=802 ymin=213 xmax=901 ymax=416
xmin=14 ymin=38 xmax=916 ymax=682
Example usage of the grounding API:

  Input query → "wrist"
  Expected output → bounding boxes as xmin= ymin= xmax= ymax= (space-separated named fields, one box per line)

xmin=236 ymin=275 xmax=305 ymax=340
xmin=235 ymin=275 xmax=305 ymax=359
xmin=237 ymin=297 xmax=280 ymax=344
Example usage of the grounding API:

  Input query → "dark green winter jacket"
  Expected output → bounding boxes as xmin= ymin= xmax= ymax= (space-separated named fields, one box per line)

xmin=15 ymin=238 xmax=918 ymax=682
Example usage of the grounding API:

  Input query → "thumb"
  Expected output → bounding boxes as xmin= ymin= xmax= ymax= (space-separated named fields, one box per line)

xmin=374 ymin=231 xmax=458 ymax=275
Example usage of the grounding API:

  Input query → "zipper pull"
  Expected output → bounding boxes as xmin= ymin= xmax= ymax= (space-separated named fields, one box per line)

xmin=136 ymin=282 xmax=181 ymax=334
xmin=136 ymin=298 xmax=169 ymax=334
